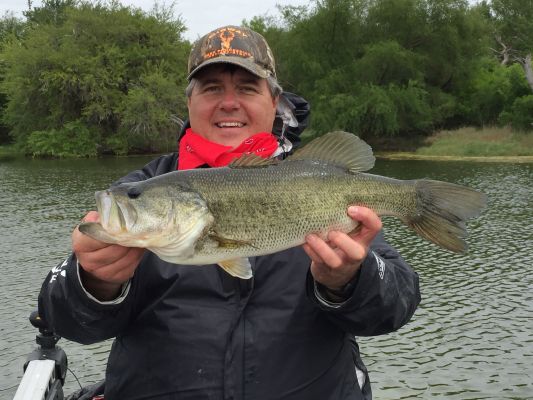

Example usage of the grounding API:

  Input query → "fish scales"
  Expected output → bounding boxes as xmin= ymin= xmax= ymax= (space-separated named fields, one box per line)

xmin=177 ymin=160 xmax=418 ymax=261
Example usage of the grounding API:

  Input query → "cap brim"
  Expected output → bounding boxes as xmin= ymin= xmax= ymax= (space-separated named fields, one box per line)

xmin=187 ymin=56 xmax=270 ymax=81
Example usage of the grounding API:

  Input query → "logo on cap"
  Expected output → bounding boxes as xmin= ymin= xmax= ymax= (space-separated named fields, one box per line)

xmin=203 ymin=27 xmax=253 ymax=61
xmin=220 ymin=29 xmax=235 ymax=50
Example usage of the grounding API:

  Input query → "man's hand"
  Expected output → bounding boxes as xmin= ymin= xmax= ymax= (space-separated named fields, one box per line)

xmin=303 ymin=206 xmax=382 ymax=291
xmin=72 ymin=211 xmax=145 ymax=301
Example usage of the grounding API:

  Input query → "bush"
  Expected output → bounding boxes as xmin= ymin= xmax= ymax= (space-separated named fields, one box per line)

xmin=499 ymin=95 xmax=533 ymax=132
xmin=312 ymin=87 xmax=399 ymax=137
xmin=462 ymin=61 xmax=529 ymax=127
xmin=27 ymin=120 xmax=98 ymax=157
xmin=312 ymin=81 xmax=432 ymax=137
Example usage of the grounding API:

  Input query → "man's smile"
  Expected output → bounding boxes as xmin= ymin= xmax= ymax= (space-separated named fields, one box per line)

xmin=215 ymin=121 xmax=245 ymax=128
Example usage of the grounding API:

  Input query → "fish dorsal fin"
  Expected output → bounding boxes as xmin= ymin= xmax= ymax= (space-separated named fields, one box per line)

xmin=289 ymin=131 xmax=375 ymax=173
xmin=218 ymin=258 xmax=253 ymax=279
xmin=229 ymin=153 xmax=278 ymax=169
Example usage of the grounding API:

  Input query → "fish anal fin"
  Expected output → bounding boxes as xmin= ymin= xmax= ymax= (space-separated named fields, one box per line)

xmin=229 ymin=153 xmax=278 ymax=169
xmin=218 ymin=258 xmax=253 ymax=279
xmin=289 ymin=131 xmax=375 ymax=173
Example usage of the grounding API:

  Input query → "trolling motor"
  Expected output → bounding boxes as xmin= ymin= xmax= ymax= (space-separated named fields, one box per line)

xmin=13 ymin=311 xmax=67 ymax=400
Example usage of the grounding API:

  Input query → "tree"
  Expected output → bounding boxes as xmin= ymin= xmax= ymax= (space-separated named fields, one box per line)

xmin=0 ymin=12 xmax=26 ymax=144
xmin=1 ymin=1 xmax=190 ymax=156
xmin=256 ymin=0 xmax=489 ymax=136
xmin=490 ymin=0 xmax=533 ymax=92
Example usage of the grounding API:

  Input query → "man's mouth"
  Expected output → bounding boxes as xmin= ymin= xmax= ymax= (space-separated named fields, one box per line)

xmin=216 ymin=122 xmax=245 ymax=128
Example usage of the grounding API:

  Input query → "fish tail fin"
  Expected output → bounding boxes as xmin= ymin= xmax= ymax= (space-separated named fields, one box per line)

xmin=404 ymin=180 xmax=487 ymax=253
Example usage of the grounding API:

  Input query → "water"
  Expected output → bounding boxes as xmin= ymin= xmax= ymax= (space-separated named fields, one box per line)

xmin=0 ymin=156 xmax=532 ymax=399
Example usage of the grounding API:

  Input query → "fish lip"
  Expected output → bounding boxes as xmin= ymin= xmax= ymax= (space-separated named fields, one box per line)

xmin=95 ymin=190 xmax=112 ymax=228
xmin=95 ymin=190 xmax=130 ymax=233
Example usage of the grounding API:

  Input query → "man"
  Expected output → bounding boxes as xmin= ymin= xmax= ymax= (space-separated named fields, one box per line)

xmin=39 ymin=26 xmax=420 ymax=400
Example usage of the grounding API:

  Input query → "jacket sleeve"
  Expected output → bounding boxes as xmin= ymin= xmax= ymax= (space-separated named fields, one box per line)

xmin=307 ymin=232 xmax=421 ymax=336
xmin=38 ymin=254 xmax=137 ymax=344
xmin=37 ymin=153 xmax=177 ymax=344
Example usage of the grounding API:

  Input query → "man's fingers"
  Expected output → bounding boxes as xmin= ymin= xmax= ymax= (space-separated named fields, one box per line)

xmin=304 ymin=207 xmax=381 ymax=290
xmin=87 ymin=248 xmax=144 ymax=283
xmin=80 ymin=247 xmax=145 ymax=283
xmin=305 ymin=234 xmax=345 ymax=269
xmin=72 ymin=227 xmax=110 ymax=253
xmin=81 ymin=210 xmax=100 ymax=223
xmin=327 ymin=231 xmax=366 ymax=262
xmin=347 ymin=206 xmax=382 ymax=245
xmin=77 ymin=244 xmax=130 ymax=271
xmin=302 ymin=242 xmax=324 ymax=265
xmin=73 ymin=211 xmax=113 ymax=253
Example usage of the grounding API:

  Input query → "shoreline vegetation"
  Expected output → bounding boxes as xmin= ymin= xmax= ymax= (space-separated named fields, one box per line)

xmin=2 ymin=127 xmax=532 ymax=163
xmin=375 ymin=127 xmax=533 ymax=163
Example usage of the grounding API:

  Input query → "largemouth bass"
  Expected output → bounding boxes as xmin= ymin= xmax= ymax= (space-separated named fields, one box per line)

xmin=79 ymin=131 xmax=487 ymax=279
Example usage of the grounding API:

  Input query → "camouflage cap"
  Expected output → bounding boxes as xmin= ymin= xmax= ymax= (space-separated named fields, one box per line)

xmin=187 ymin=25 xmax=276 ymax=81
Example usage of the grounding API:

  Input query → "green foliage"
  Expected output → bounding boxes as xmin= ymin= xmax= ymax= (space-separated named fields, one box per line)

xmin=0 ymin=12 xmax=26 ymax=45
xmin=312 ymin=81 xmax=432 ymax=137
xmin=105 ymin=132 xmax=129 ymax=155
xmin=499 ymin=95 xmax=533 ymax=132
xmin=461 ymin=60 xmax=526 ymax=126
xmin=491 ymin=0 xmax=533 ymax=55
xmin=489 ymin=0 xmax=533 ymax=92
xmin=353 ymin=41 xmax=425 ymax=86
xmin=313 ymin=87 xmax=399 ymax=137
xmin=23 ymin=0 xmax=77 ymax=26
xmin=260 ymin=0 xmax=496 ymax=137
xmin=0 ymin=12 xmax=27 ymax=144
xmin=0 ymin=1 xmax=189 ymax=156
xmin=118 ymin=66 xmax=184 ymax=153
xmin=27 ymin=120 xmax=98 ymax=157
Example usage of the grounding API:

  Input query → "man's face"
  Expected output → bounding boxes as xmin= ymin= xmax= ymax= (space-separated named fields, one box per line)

xmin=187 ymin=65 xmax=278 ymax=148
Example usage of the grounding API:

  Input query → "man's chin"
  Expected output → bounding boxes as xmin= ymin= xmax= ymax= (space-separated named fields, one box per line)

xmin=208 ymin=129 xmax=251 ymax=148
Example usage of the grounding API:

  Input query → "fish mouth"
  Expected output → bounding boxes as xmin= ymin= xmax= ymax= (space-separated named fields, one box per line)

xmin=95 ymin=190 xmax=136 ymax=233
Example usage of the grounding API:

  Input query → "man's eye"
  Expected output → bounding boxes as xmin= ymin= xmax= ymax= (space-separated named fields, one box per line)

xmin=203 ymin=86 xmax=221 ymax=93
xmin=240 ymin=86 xmax=258 ymax=93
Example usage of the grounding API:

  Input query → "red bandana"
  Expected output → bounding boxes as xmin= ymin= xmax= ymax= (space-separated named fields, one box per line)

xmin=178 ymin=128 xmax=279 ymax=170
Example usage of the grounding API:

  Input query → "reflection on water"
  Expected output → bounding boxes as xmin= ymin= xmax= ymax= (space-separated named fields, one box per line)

xmin=1 ymin=157 xmax=532 ymax=399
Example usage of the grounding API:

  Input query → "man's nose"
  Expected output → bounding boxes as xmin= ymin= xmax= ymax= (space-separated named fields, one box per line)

xmin=219 ymin=89 xmax=240 ymax=111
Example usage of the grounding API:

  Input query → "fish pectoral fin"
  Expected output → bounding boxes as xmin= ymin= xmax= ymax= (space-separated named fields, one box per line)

xmin=78 ymin=222 xmax=120 ymax=244
xmin=229 ymin=153 xmax=278 ymax=168
xmin=288 ymin=131 xmax=375 ymax=173
xmin=209 ymin=233 xmax=255 ymax=249
xmin=218 ymin=258 xmax=253 ymax=279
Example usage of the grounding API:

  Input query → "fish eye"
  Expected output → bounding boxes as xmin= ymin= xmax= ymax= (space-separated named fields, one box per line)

xmin=127 ymin=187 xmax=142 ymax=199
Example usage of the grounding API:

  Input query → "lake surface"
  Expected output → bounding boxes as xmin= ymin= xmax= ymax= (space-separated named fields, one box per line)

xmin=0 ymin=155 xmax=531 ymax=399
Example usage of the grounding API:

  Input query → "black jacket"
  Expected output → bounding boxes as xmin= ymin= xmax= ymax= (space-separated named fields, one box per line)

xmin=39 ymin=152 xmax=421 ymax=400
